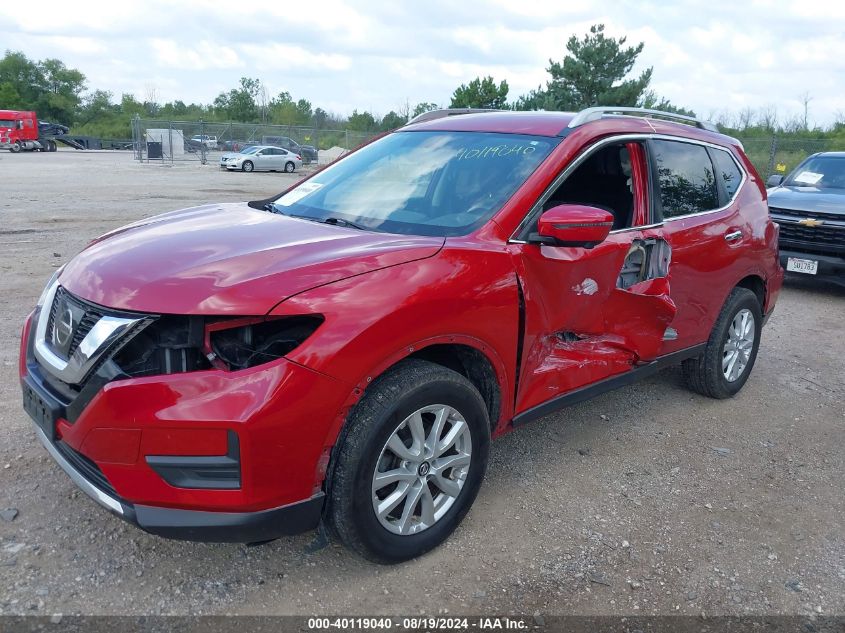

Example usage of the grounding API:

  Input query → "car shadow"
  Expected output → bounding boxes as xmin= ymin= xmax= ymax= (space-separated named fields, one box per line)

xmin=782 ymin=273 xmax=845 ymax=297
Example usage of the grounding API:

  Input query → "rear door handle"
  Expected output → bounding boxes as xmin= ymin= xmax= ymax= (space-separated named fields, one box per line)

xmin=724 ymin=230 xmax=743 ymax=242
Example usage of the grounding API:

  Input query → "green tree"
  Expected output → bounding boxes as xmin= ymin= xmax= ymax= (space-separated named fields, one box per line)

xmin=120 ymin=93 xmax=148 ymax=118
xmin=515 ymin=24 xmax=653 ymax=111
xmin=214 ymin=77 xmax=261 ymax=122
xmin=0 ymin=51 xmax=45 ymax=107
xmin=347 ymin=109 xmax=376 ymax=131
xmin=295 ymin=98 xmax=312 ymax=123
xmin=450 ymin=76 xmax=508 ymax=109
xmin=0 ymin=81 xmax=23 ymax=109
xmin=76 ymin=90 xmax=115 ymax=125
xmin=511 ymin=86 xmax=557 ymax=111
xmin=268 ymin=92 xmax=312 ymax=126
xmin=412 ymin=102 xmax=438 ymax=118
xmin=637 ymin=90 xmax=696 ymax=117
xmin=312 ymin=107 xmax=328 ymax=128
xmin=36 ymin=58 xmax=86 ymax=123
xmin=380 ymin=110 xmax=407 ymax=131
xmin=547 ymin=24 xmax=651 ymax=109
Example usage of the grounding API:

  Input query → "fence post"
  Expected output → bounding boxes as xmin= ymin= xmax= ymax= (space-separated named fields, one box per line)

xmin=132 ymin=116 xmax=138 ymax=161
xmin=765 ymin=136 xmax=778 ymax=178
xmin=168 ymin=121 xmax=173 ymax=165
xmin=345 ymin=130 xmax=349 ymax=150
xmin=200 ymin=118 xmax=206 ymax=165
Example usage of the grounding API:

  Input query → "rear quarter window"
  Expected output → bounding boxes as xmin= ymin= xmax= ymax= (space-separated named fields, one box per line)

xmin=711 ymin=148 xmax=743 ymax=200
xmin=651 ymin=140 xmax=718 ymax=218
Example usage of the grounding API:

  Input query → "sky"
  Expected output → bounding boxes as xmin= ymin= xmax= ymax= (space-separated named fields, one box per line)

xmin=2 ymin=0 xmax=843 ymax=126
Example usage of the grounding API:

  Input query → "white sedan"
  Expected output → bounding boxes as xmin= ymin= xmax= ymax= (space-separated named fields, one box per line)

xmin=219 ymin=145 xmax=303 ymax=173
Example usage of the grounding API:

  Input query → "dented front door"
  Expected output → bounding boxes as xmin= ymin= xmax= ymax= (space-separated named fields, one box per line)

xmin=510 ymin=233 xmax=675 ymax=413
xmin=509 ymin=142 xmax=677 ymax=415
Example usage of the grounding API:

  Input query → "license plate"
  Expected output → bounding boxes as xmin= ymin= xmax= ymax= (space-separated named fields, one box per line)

xmin=786 ymin=257 xmax=818 ymax=275
xmin=22 ymin=382 xmax=58 ymax=440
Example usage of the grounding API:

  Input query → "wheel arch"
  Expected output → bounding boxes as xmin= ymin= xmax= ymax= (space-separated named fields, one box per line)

xmin=406 ymin=343 xmax=502 ymax=431
xmin=735 ymin=274 xmax=766 ymax=310
xmin=341 ymin=335 xmax=508 ymax=435
xmin=318 ymin=336 xmax=509 ymax=497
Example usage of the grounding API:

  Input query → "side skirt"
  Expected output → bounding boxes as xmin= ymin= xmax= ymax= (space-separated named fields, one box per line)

xmin=511 ymin=344 xmax=705 ymax=427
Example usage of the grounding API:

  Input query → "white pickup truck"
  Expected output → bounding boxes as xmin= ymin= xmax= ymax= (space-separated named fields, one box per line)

xmin=190 ymin=135 xmax=218 ymax=150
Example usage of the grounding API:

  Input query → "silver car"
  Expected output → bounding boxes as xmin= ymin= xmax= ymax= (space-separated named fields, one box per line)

xmin=219 ymin=145 xmax=303 ymax=173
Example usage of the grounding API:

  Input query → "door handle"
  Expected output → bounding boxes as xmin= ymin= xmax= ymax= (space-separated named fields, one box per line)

xmin=724 ymin=230 xmax=742 ymax=242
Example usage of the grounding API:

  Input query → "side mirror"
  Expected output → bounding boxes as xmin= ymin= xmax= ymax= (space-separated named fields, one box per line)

xmin=767 ymin=175 xmax=784 ymax=187
xmin=532 ymin=204 xmax=614 ymax=248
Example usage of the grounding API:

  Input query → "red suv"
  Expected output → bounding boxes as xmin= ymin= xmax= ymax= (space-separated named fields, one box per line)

xmin=20 ymin=107 xmax=783 ymax=562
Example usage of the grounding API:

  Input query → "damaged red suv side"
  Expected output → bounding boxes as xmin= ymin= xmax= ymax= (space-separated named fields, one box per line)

xmin=20 ymin=107 xmax=783 ymax=562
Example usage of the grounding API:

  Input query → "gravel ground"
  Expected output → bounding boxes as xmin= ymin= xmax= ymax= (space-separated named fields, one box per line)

xmin=0 ymin=151 xmax=843 ymax=617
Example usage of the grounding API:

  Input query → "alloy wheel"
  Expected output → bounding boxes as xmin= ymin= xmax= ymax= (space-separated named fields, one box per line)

xmin=722 ymin=308 xmax=755 ymax=382
xmin=371 ymin=404 xmax=472 ymax=535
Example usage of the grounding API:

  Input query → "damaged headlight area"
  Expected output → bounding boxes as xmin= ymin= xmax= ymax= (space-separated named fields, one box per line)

xmin=112 ymin=315 xmax=322 ymax=377
xmin=207 ymin=316 xmax=323 ymax=370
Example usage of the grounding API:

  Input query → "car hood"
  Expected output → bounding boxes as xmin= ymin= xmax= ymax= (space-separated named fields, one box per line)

xmin=60 ymin=203 xmax=444 ymax=315
xmin=221 ymin=152 xmax=245 ymax=160
xmin=767 ymin=186 xmax=845 ymax=215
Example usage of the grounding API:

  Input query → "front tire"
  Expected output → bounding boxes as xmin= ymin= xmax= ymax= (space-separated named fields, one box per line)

xmin=242 ymin=160 xmax=254 ymax=172
xmin=328 ymin=359 xmax=490 ymax=563
xmin=10 ymin=141 xmax=21 ymax=153
xmin=682 ymin=287 xmax=762 ymax=399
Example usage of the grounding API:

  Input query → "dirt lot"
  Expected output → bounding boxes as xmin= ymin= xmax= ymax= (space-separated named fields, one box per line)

xmin=0 ymin=151 xmax=843 ymax=618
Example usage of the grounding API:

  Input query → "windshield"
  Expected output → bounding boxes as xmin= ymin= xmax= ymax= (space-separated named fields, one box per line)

xmin=0 ymin=119 xmax=15 ymax=128
xmin=241 ymin=146 xmax=261 ymax=155
xmin=785 ymin=156 xmax=845 ymax=189
xmin=271 ymin=131 xmax=558 ymax=236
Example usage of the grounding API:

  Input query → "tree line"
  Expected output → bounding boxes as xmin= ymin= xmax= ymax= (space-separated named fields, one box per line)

xmin=2 ymin=24 xmax=843 ymax=142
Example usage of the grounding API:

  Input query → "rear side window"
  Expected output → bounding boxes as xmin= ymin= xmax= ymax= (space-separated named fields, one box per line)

xmin=711 ymin=148 xmax=743 ymax=199
xmin=651 ymin=140 xmax=718 ymax=218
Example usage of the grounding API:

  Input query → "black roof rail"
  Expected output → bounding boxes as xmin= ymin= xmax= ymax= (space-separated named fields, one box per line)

xmin=567 ymin=107 xmax=719 ymax=132
xmin=406 ymin=108 xmax=500 ymax=125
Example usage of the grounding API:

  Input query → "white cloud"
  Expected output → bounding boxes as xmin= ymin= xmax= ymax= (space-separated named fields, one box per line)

xmin=150 ymin=40 xmax=242 ymax=71
xmin=40 ymin=36 xmax=106 ymax=55
xmin=240 ymin=44 xmax=351 ymax=72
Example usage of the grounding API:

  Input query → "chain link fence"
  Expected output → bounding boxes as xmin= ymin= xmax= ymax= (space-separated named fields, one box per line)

xmin=737 ymin=136 xmax=845 ymax=179
xmin=131 ymin=117 xmax=377 ymax=165
xmin=129 ymin=117 xmax=844 ymax=179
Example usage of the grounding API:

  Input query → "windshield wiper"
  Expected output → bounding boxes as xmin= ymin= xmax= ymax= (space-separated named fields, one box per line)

xmin=263 ymin=202 xmax=284 ymax=214
xmin=263 ymin=205 xmax=367 ymax=231
xmin=322 ymin=217 xmax=367 ymax=230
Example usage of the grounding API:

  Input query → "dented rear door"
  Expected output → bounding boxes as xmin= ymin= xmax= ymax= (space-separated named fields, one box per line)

xmin=641 ymin=138 xmax=742 ymax=355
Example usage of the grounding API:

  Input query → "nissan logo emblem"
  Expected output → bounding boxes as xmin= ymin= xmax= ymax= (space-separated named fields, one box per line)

xmin=53 ymin=307 xmax=75 ymax=349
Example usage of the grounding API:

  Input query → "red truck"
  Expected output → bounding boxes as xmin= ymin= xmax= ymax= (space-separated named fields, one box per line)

xmin=20 ymin=107 xmax=783 ymax=563
xmin=0 ymin=110 xmax=65 ymax=152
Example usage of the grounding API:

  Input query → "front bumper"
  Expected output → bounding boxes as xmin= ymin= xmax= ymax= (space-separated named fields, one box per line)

xmin=33 ymin=422 xmax=323 ymax=542
xmin=19 ymin=300 xmax=347 ymax=541
xmin=779 ymin=249 xmax=845 ymax=283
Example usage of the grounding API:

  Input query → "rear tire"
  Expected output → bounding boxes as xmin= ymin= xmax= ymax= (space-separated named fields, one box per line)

xmin=48 ymin=140 xmax=57 ymax=152
xmin=242 ymin=161 xmax=254 ymax=173
xmin=328 ymin=359 xmax=490 ymax=563
xmin=682 ymin=287 xmax=762 ymax=399
xmin=285 ymin=161 xmax=295 ymax=173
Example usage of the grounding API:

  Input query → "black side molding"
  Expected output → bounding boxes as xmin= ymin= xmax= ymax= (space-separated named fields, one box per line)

xmin=512 ymin=344 xmax=705 ymax=427
xmin=146 ymin=430 xmax=241 ymax=489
